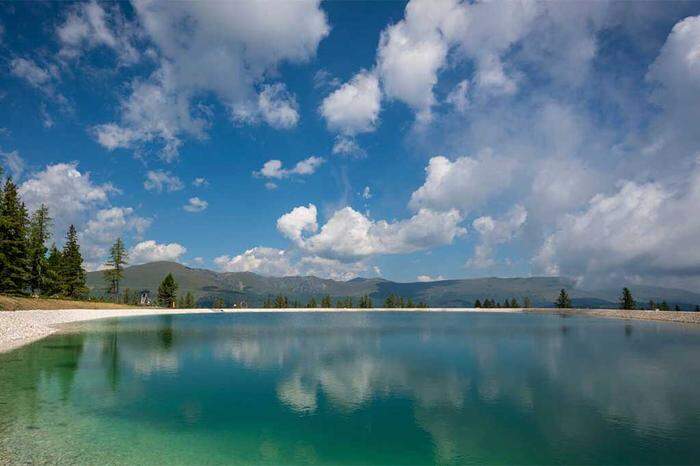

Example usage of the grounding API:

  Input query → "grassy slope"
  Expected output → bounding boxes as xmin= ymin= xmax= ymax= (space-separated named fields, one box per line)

xmin=0 ymin=295 xmax=136 ymax=311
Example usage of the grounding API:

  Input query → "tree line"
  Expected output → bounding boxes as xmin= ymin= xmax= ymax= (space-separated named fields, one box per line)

xmin=0 ymin=170 xmax=88 ymax=299
xmin=553 ymin=287 xmax=698 ymax=311
xmin=259 ymin=293 xmax=428 ymax=309
xmin=474 ymin=297 xmax=533 ymax=308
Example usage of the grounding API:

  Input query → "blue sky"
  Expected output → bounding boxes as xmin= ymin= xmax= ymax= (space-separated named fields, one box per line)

xmin=2 ymin=1 xmax=700 ymax=288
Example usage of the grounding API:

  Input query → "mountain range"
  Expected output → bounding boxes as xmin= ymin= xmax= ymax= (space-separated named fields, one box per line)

xmin=86 ymin=261 xmax=700 ymax=309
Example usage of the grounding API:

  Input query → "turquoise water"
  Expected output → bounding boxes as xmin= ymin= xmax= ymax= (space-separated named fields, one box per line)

xmin=1 ymin=312 xmax=700 ymax=465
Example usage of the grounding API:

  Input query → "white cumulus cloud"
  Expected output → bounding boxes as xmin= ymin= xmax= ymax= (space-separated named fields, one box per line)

xmin=409 ymin=152 xmax=517 ymax=215
xmin=183 ymin=197 xmax=208 ymax=213
xmin=144 ymin=170 xmax=184 ymax=192
xmin=320 ymin=70 xmax=381 ymax=135
xmin=130 ymin=240 xmax=187 ymax=265
xmin=278 ymin=203 xmax=465 ymax=262
xmin=255 ymin=156 xmax=324 ymax=180
xmin=94 ymin=1 xmax=329 ymax=157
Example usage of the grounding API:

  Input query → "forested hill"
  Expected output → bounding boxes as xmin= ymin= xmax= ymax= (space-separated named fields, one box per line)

xmin=86 ymin=261 xmax=700 ymax=309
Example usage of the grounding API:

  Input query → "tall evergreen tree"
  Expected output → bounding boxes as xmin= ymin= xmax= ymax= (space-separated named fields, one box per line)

xmin=103 ymin=238 xmax=128 ymax=299
xmin=44 ymin=243 xmax=63 ymax=296
xmin=0 ymin=178 xmax=30 ymax=294
xmin=157 ymin=273 xmax=178 ymax=308
xmin=555 ymin=289 xmax=572 ymax=308
xmin=619 ymin=287 xmax=636 ymax=310
xmin=321 ymin=295 xmax=332 ymax=308
xmin=307 ymin=297 xmax=317 ymax=308
xmin=212 ymin=296 xmax=224 ymax=308
xmin=61 ymin=225 xmax=87 ymax=298
xmin=184 ymin=291 xmax=196 ymax=308
xmin=523 ymin=296 xmax=532 ymax=308
xmin=27 ymin=204 xmax=52 ymax=295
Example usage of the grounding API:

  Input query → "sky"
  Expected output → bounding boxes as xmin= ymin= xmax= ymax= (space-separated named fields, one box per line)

xmin=1 ymin=1 xmax=700 ymax=289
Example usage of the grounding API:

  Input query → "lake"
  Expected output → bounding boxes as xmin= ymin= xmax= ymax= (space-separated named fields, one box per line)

xmin=1 ymin=312 xmax=699 ymax=465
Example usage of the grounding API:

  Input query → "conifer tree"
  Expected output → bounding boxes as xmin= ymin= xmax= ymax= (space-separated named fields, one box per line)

xmin=185 ymin=291 xmax=195 ymax=308
xmin=61 ymin=225 xmax=87 ymax=298
xmin=474 ymin=299 xmax=482 ymax=308
xmin=384 ymin=293 xmax=395 ymax=308
xmin=523 ymin=296 xmax=532 ymax=308
xmin=122 ymin=288 xmax=132 ymax=305
xmin=27 ymin=204 xmax=52 ymax=295
xmin=619 ymin=287 xmax=635 ymax=310
xmin=660 ymin=300 xmax=669 ymax=311
xmin=274 ymin=295 xmax=288 ymax=308
xmin=157 ymin=273 xmax=178 ymax=308
xmin=510 ymin=297 xmax=519 ymax=308
xmin=44 ymin=243 xmax=63 ymax=296
xmin=307 ymin=296 xmax=317 ymax=308
xmin=103 ymin=237 xmax=128 ymax=299
xmin=212 ymin=296 xmax=224 ymax=308
xmin=555 ymin=289 xmax=572 ymax=308
xmin=0 ymin=178 xmax=30 ymax=294
xmin=321 ymin=295 xmax=332 ymax=308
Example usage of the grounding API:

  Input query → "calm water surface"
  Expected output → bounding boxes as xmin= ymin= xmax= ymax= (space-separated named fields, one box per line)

xmin=1 ymin=312 xmax=699 ymax=465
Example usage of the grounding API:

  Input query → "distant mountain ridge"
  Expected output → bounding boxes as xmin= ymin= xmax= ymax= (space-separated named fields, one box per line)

xmin=86 ymin=261 xmax=700 ymax=309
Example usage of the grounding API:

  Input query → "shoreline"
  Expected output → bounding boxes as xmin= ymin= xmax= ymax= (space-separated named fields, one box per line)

xmin=2 ymin=307 xmax=699 ymax=353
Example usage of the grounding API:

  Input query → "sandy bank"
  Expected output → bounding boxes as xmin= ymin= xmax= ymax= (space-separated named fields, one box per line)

xmin=2 ymin=307 xmax=699 ymax=353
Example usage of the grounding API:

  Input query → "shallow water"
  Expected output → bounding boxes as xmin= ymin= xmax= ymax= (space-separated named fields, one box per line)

xmin=1 ymin=312 xmax=699 ymax=465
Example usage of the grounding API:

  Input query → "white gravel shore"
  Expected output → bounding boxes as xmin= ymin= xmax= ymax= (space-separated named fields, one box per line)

xmin=0 ymin=308 xmax=221 ymax=353
xmin=2 ymin=307 xmax=699 ymax=353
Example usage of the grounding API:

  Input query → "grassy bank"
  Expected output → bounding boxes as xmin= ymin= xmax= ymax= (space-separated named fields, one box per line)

xmin=0 ymin=295 xmax=136 ymax=311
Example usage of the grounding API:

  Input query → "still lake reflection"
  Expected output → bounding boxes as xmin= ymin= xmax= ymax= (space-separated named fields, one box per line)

xmin=1 ymin=312 xmax=699 ymax=465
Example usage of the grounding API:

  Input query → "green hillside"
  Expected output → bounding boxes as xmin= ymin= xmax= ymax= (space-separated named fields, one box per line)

xmin=86 ymin=261 xmax=700 ymax=309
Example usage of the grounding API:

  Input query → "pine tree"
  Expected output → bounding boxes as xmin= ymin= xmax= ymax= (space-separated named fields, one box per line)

xmin=122 ymin=288 xmax=132 ymax=305
xmin=523 ymin=297 xmax=532 ymax=308
xmin=212 ymin=297 xmax=224 ymax=308
xmin=660 ymin=300 xmax=669 ymax=311
xmin=619 ymin=287 xmax=635 ymax=310
xmin=384 ymin=293 xmax=397 ymax=308
xmin=406 ymin=297 xmax=414 ymax=308
xmin=510 ymin=297 xmax=519 ymax=308
xmin=321 ymin=295 xmax=332 ymax=308
xmin=555 ymin=289 xmax=572 ymax=309
xmin=358 ymin=294 xmax=373 ymax=308
xmin=274 ymin=295 xmax=288 ymax=308
xmin=157 ymin=273 xmax=178 ymax=308
xmin=61 ymin=225 xmax=87 ymax=298
xmin=0 ymin=178 xmax=30 ymax=294
xmin=27 ymin=204 xmax=52 ymax=295
xmin=474 ymin=299 xmax=482 ymax=308
xmin=44 ymin=244 xmax=63 ymax=296
xmin=185 ymin=291 xmax=196 ymax=308
xmin=103 ymin=238 xmax=128 ymax=299
xmin=307 ymin=297 xmax=317 ymax=308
